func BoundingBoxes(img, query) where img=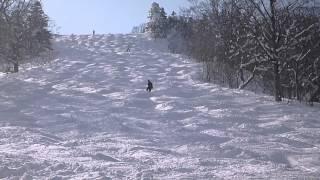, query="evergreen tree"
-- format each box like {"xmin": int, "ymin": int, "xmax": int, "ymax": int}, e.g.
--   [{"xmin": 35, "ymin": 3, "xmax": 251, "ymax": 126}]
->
[
  {"xmin": 167, "ymin": 11, "xmax": 178, "ymax": 30},
  {"xmin": 0, "ymin": 9, "xmax": 11, "ymax": 66},
  {"xmin": 27, "ymin": 0, "xmax": 52, "ymax": 56},
  {"xmin": 158, "ymin": 7, "xmax": 168, "ymax": 38}
]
